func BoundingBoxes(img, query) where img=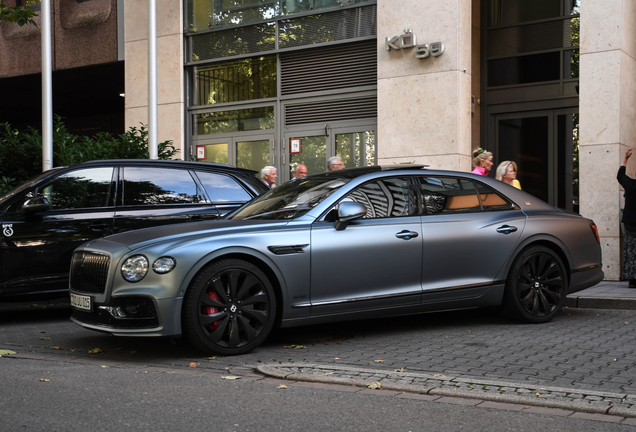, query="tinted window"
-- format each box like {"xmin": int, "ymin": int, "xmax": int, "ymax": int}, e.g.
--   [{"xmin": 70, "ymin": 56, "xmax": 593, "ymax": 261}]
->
[
  {"xmin": 39, "ymin": 167, "xmax": 114, "ymax": 210},
  {"xmin": 122, "ymin": 167, "xmax": 203, "ymax": 205},
  {"xmin": 196, "ymin": 171, "xmax": 252, "ymax": 202},
  {"xmin": 474, "ymin": 182, "xmax": 514, "ymax": 211},
  {"xmin": 345, "ymin": 178, "xmax": 415, "ymax": 219},
  {"xmin": 419, "ymin": 177, "xmax": 480, "ymax": 214}
]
